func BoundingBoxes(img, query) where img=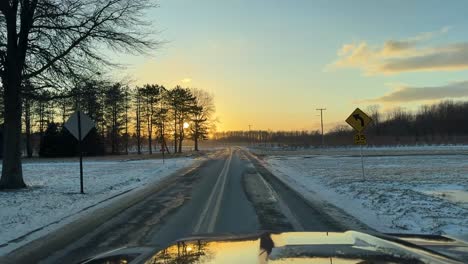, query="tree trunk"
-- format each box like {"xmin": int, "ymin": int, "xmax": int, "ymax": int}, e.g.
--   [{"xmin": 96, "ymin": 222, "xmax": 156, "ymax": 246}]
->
[
  {"xmin": 0, "ymin": 77, "xmax": 26, "ymax": 189},
  {"xmin": 124, "ymin": 92, "xmax": 128, "ymax": 155},
  {"xmin": 194, "ymin": 124, "xmax": 199, "ymax": 151},
  {"xmin": 25, "ymin": 97, "xmax": 33, "ymax": 158},
  {"xmin": 148, "ymin": 116, "xmax": 152, "ymax": 155},
  {"xmin": 178, "ymin": 120, "xmax": 183, "ymax": 153},
  {"xmin": 173, "ymin": 110, "xmax": 177, "ymax": 154},
  {"xmin": 178, "ymin": 138, "xmax": 182, "ymax": 153},
  {"xmin": 39, "ymin": 101, "xmax": 46, "ymax": 138},
  {"xmin": 111, "ymin": 110, "xmax": 115, "ymax": 154},
  {"xmin": 148, "ymin": 132, "xmax": 152, "ymax": 154},
  {"xmin": 61, "ymin": 99, "xmax": 67, "ymax": 125},
  {"xmin": 136, "ymin": 97, "xmax": 141, "ymax": 154},
  {"xmin": 1, "ymin": 10, "xmax": 28, "ymax": 188},
  {"xmin": 162, "ymin": 123, "xmax": 170, "ymax": 154}
]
